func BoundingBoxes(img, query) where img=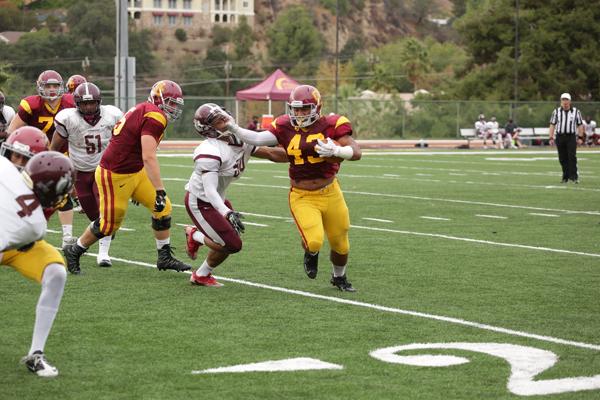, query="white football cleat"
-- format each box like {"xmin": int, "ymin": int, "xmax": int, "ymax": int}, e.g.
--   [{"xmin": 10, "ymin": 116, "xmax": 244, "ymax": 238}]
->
[
  {"xmin": 21, "ymin": 351, "xmax": 58, "ymax": 378},
  {"xmin": 61, "ymin": 235, "xmax": 76, "ymax": 249},
  {"xmin": 97, "ymin": 256, "xmax": 112, "ymax": 267}
]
